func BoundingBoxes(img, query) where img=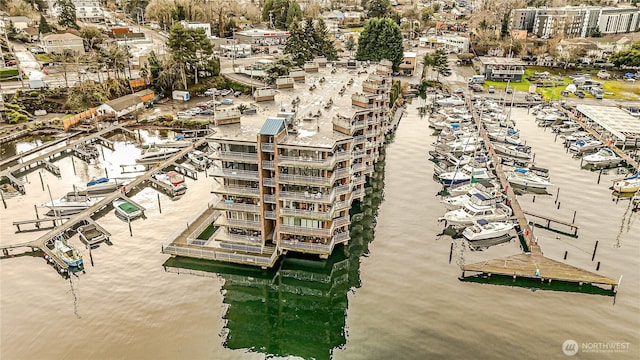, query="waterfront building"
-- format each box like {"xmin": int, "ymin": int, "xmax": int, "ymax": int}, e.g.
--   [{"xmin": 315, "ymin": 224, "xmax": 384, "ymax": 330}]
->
[
  {"xmin": 509, "ymin": 6, "xmax": 640, "ymax": 38},
  {"xmin": 418, "ymin": 34, "xmax": 470, "ymax": 54},
  {"xmin": 165, "ymin": 61, "xmax": 396, "ymax": 266},
  {"xmin": 41, "ymin": 33, "xmax": 85, "ymax": 54},
  {"xmin": 478, "ymin": 57, "xmax": 526, "ymax": 82}
]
